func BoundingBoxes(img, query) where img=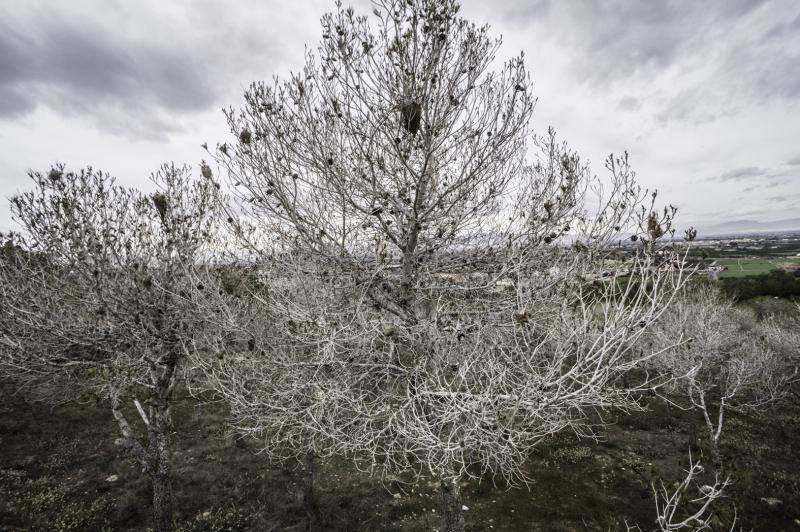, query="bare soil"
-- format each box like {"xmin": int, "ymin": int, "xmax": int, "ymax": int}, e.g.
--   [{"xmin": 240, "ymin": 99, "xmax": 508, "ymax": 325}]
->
[{"xmin": 1, "ymin": 382, "xmax": 798, "ymax": 531}]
